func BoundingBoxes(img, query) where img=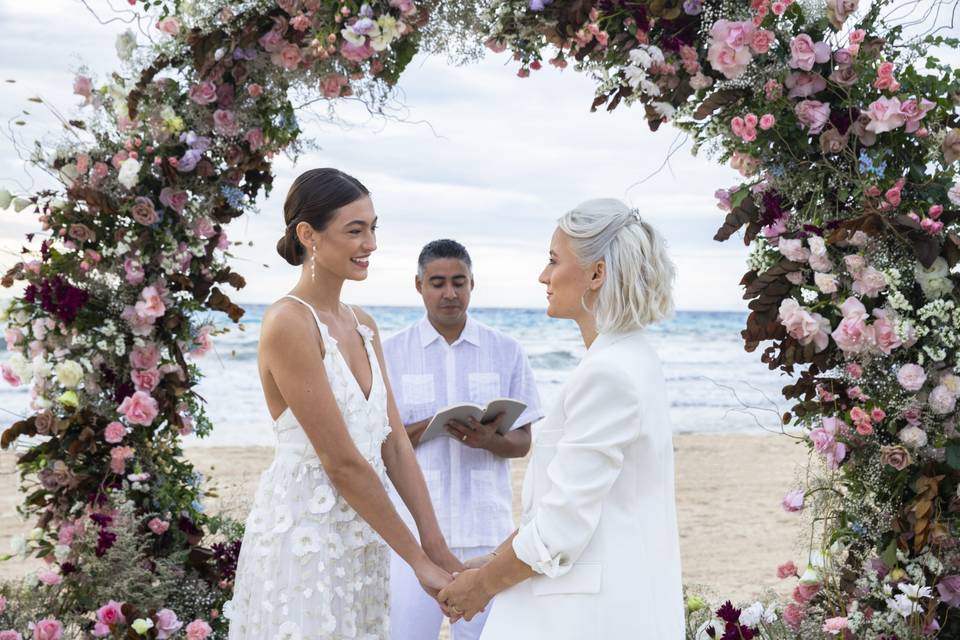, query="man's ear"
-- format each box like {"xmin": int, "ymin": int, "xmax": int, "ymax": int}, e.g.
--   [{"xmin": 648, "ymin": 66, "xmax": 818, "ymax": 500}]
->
[
  {"xmin": 590, "ymin": 260, "xmax": 606, "ymax": 291},
  {"xmin": 470, "ymin": 276, "xmax": 475, "ymax": 291},
  {"xmin": 415, "ymin": 275, "xmax": 423, "ymax": 294}
]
